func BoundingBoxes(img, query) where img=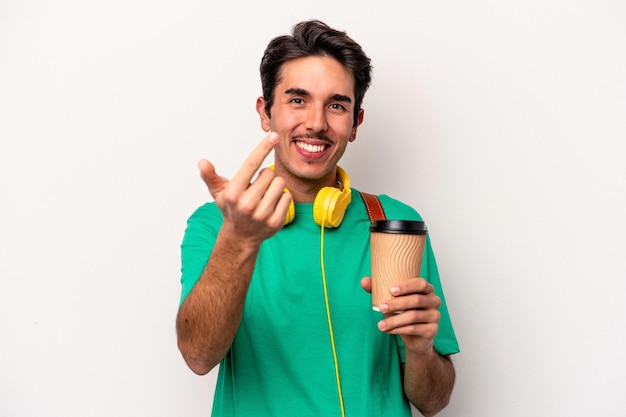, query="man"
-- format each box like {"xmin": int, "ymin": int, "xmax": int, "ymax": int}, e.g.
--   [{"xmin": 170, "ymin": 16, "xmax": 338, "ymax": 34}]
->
[{"xmin": 176, "ymin": 20, "xmax": 459, "ymax": 417}]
